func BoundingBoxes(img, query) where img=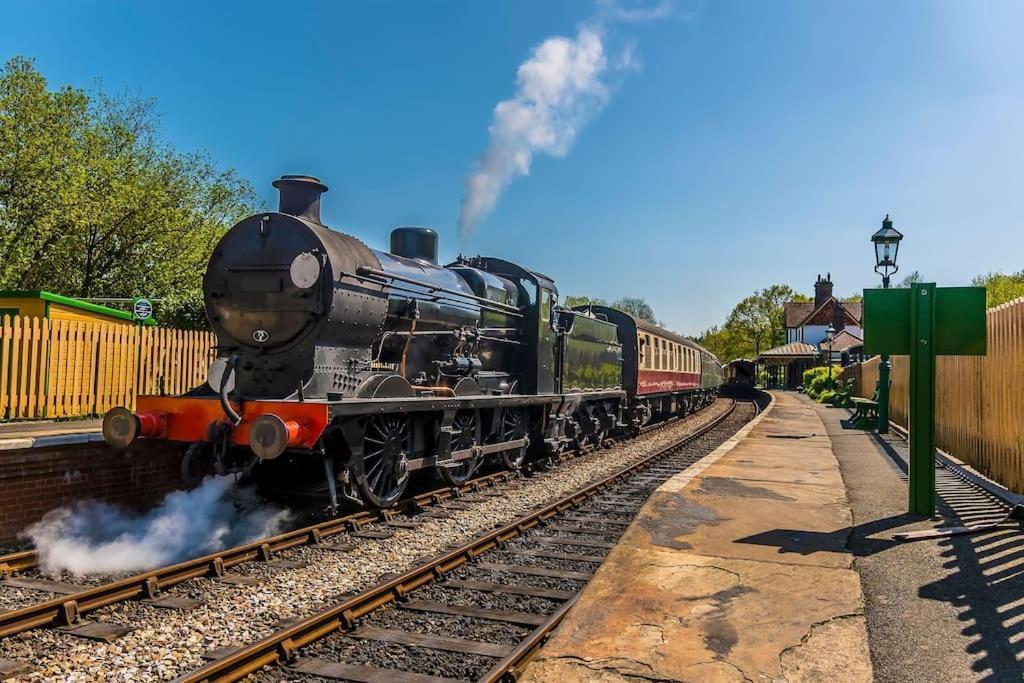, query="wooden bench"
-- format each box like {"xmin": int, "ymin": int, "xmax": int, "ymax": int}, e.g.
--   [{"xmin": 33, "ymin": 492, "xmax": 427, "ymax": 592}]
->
[
  {"xmin": 850, "ymin": 396, "xmax": 878, "ymax": 425},
  {"xmin": 849, "ymin": 378, "xmax": 892, "ymax": 427}
]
